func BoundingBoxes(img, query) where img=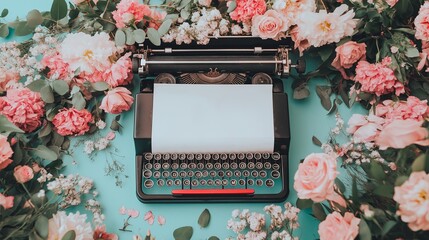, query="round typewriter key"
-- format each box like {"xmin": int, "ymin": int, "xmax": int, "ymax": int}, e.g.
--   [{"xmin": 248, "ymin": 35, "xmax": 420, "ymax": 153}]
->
[
  {"xmin": 171, "ymin": 171, "xmax": 178, "ymax": 178},
  {"xmin": 265, "ymin": 179, "xmax": 274, "ymax": 187},
  {"xmin": 271, "ymin": 170, "xmax": 280, "ymax": 179},
  {"xmin": 256, "ymin": 179, "xmax": 263, "ymax": 186},
  {"xmin": 144, "ymin": 153, "xmax": 153, "ymax": 161},
  {"xmin": 179, "ymin": 171, "xmax": 187, "ymax": 178},
  {"xmin": 237, "ymin": 153, "xmax": 245, "ymax": 160},
  {"xmin": 222, "ymin": 162, "xmax": 230, "ymax": 169},
  {"xmin": 187, "ymin": 171, "xmax": 194, "ymax": 177},
  {"xmin": 183, "ymin": 179, "xmax": 190, "ymax": 186},
  {"xmin": 191, "ymin": 180, "xmax": 199, "ymax": 187},
  {"xmin": 222, "ymin": 179, "xmax": 228, "ymax": 186},
  {"xmin": 166, "ymin": 179, "xmax": 173, "ymax": 186},
  {"xmin": 272, "ymin": 164, "xmax": 280, "ymax": 171},
  {"xmin": 153, "ymin": 171, "xmax": 161, "ymax": 178},
  {"xmin": 154, "ymin": 163, "xmax": 161, "ymax": 170},
  {"xmin": 189, "ymin": 163, "xmax": 196, "ymax": 169},
  {"xmin": 251, "ymin": 170, "xmax": 259, "ymax": 178},
  {"xmin": 259, "ymin": 170, "xmax": 267, "ymax": 178},
  {"xmin": 162, "ymin": 153, "xmax": 170, "ymax": 160},
  {"xmin": 174, "ymin": 179, "xmax": 181, "ymax": 186},
  {"xmin": 256, "ymin": 162, "xmax": 263, "ymax": 170},
  {"xmin": 195, "ymin": 153, "xmax": 203, "ymax": 161},
  {"xmin": 214, "ymin": 162, "xmax": 221, "ymax": 170},
  {"xmin": 218, "ymin": 171, "xmax": 224, "ymax": 177},
  {"xmin": 154, "ymin": 154, "xmax": 162, "ymax": 161},
  {"xmin": 202, "ymin": 170, "xmax": 209, "ymax": 177},
  {"xmin": 264, "ymin": 162, "xmax": 272, "ymax": 170},
  {"xmin": 207, "ymin": 179, "xmax": 214, "ymax": 186},
  {"xmin": 143, "ymin": 170, "xmax": 152, "ymax": 178},
  {"xmin": 220, "ymin": 153, "xmax": 228, "ymax": 160},
  {"xmin": 209, "ymin": 171, "xmax": 216, "ymax": 177},
  {"xmin": 234, "ymin": 171, "xmax": 241, "ymax": 177},
  {"xmin": 212, "ymin": 154, "xmax": 219, "ymax": 161},
  {"xmin": 180, "ymin": 163, "xmax": 188, "ymax": 169},
  {"xmin": 231, "ymin": 162, "xmax": 238, "ymax": 169},
  {"xmin": 246, "ymin": 153, "xmax": 254, "ymax": 160},
  {"xmin": 206, "ymin": 163, "xmax": 213, "ymax": 170},
  {"xmin": 229, "ymin": 153, "xmax": 236, "ymax": 160},
  {"xmin": 262, "ymin": 153, "xmax": 270, "ymax": 160},
  {"xmin": 171, "ymin": 163, "xmax": 179, "ymax": 170},
  {"xmin": 272, "ymin": 152, "xmax": 281, "ymax": 161},
  {"xmin": 144, "ymin": 163, "xmax": 153, "ymax": 170},
  {"xmin": 162, "ymin": 171, "xmax": 170, "ymax": 178},
  {"xmin": 144, "ymin": 179, "xmax": 154, "ymax": 188},
  {"xmin": 225, "ymin": 170, "xmax": 233, "ymax": 177},
  {"xmin": 187, "ymin": 153, "xmax": 194, "ymax": 161},
  {"xmin": 247, "ymin": 162, "xmax": 255, "ymax": 169},
  {"xmin": 239, "ymin": 162, "xmax": 246, "ymax": 169},
  {"xmin": 247, "ymin": 179, "xmax": 254, "ymax": 186},
  {"xmin": 254, "ymin": 153, "xmax": 262, "ymax": 160},
  {"xmin": 171, "ymin": 153, "xmax": 178, "ymax": 160},
  {"xmin": 195, "ymin": 171, "xmax": 202, "ymax": 178},
  {"xmin": 204, "ymin": 153, "xmax": 211, "ymax": 161},
  {"xmin": 214, "ymin": 179, "xmax": 222, "ymax": 186},
  {"xmin": 238, "ymin": 179, "xmax": 245, "ymax": 186},
  {"xmin": 243, "ymin": 170, "xmax": 250, "ymax": 177},
  {"xmin": 157, "ymin": 179, "xmax": 165, "ymax": 187},
  {"xmin": 230, "ymin": 179, "xmax": 237, "ymax": 186},
  {"xmin": 179, "ymin": 154, "xmax": 186, "ymax": 161},
  {"xmin": 197, "ymin": 163, "xmax": 204, "ymax": 170},
  {"xmin": 200, "ymin": 179, "xmax": 206, "ymax": 186},
  {"xmin": 162, "ymin": 163, "xmax": 170, "ymax": 170}
]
